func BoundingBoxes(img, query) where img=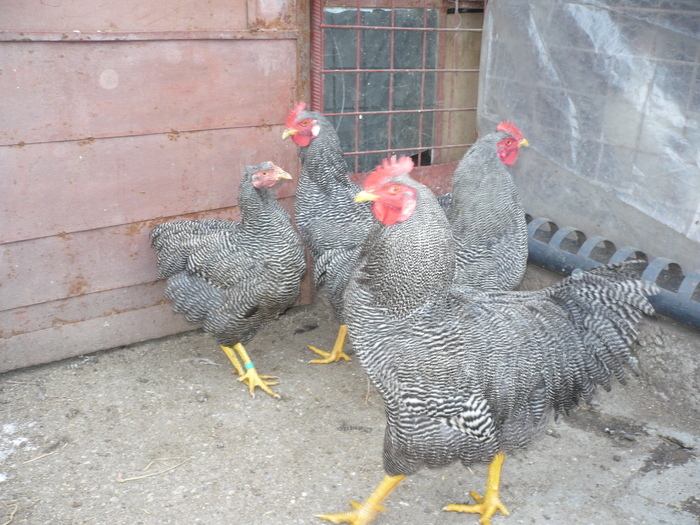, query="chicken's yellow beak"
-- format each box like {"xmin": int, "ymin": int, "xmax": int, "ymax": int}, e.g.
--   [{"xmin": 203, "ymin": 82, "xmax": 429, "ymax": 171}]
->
[
  {"xmin": 282, "ymin": 128, "xmax": 297, "ymax": 140},
  {"xmin": 354, "ymin": 190, "xmax": 379, "ymax": 203},
  {"xmin": 272, "ymin": 164, "xmax": 293, "ymax": 180},
  {"xmin": 518, "ymin": 138, "xmax": 529, "ymax": 148}
]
